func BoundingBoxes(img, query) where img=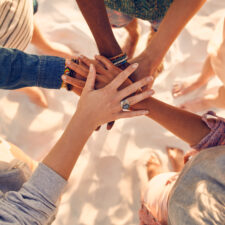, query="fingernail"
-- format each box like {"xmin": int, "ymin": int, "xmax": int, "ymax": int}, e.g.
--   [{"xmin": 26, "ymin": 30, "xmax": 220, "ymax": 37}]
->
[
  {"xmin": 132, "ymin": 63, "xmax": 138, "ymax": 68},
  {"xmin": 61, "ymin": 75, "xmax": 67, "ymax": 80}
]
